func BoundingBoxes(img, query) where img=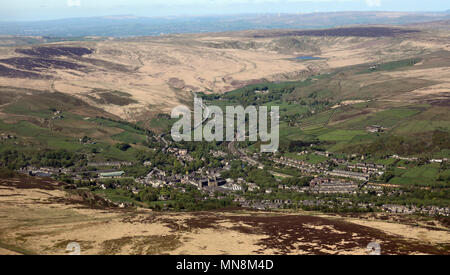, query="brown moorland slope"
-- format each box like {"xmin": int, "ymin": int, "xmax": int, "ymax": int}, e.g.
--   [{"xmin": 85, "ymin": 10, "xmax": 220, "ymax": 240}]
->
[
  {"xmin": 0, "ymin": 176, "xmax": 449, "ymax": 255},
  {"xmin": 0, "ymin": 25, "xmax": 448, "ymax": 122}
]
